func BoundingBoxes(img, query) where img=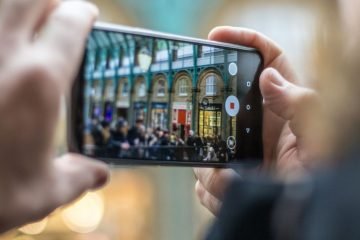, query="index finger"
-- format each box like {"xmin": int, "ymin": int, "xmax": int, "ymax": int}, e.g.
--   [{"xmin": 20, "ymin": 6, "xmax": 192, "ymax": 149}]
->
[
  {"xmin": 0, "ymin": 0, "xmax": 57, "ymax": 40},
  {"xmin": 208, "ymin": 26, "xmax": 283, "ymax": 66},
  {"xmin": 34, "ymin": 1, "xmax": 98, "ymax": 92}
]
